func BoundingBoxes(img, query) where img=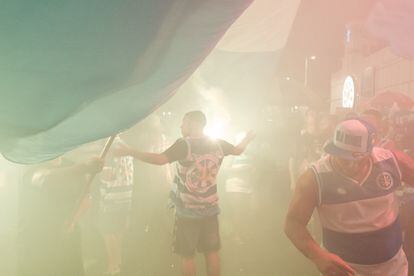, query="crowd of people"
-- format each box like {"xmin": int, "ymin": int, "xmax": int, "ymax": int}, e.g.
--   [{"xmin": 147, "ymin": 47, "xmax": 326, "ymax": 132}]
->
[{"xmin": 13, "ymin": 106, "xmax": 414, "ymax": 276}]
